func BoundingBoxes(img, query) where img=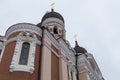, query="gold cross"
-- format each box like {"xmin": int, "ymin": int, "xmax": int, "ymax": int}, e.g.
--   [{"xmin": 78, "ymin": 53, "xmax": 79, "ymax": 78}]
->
[
  {"xmin": 50, "ymin": 3, "xmax": 55, "ymax": 10},
  {"xmin": 74, "ymin": 34, "xmax": 78, "ymax": 41}
]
